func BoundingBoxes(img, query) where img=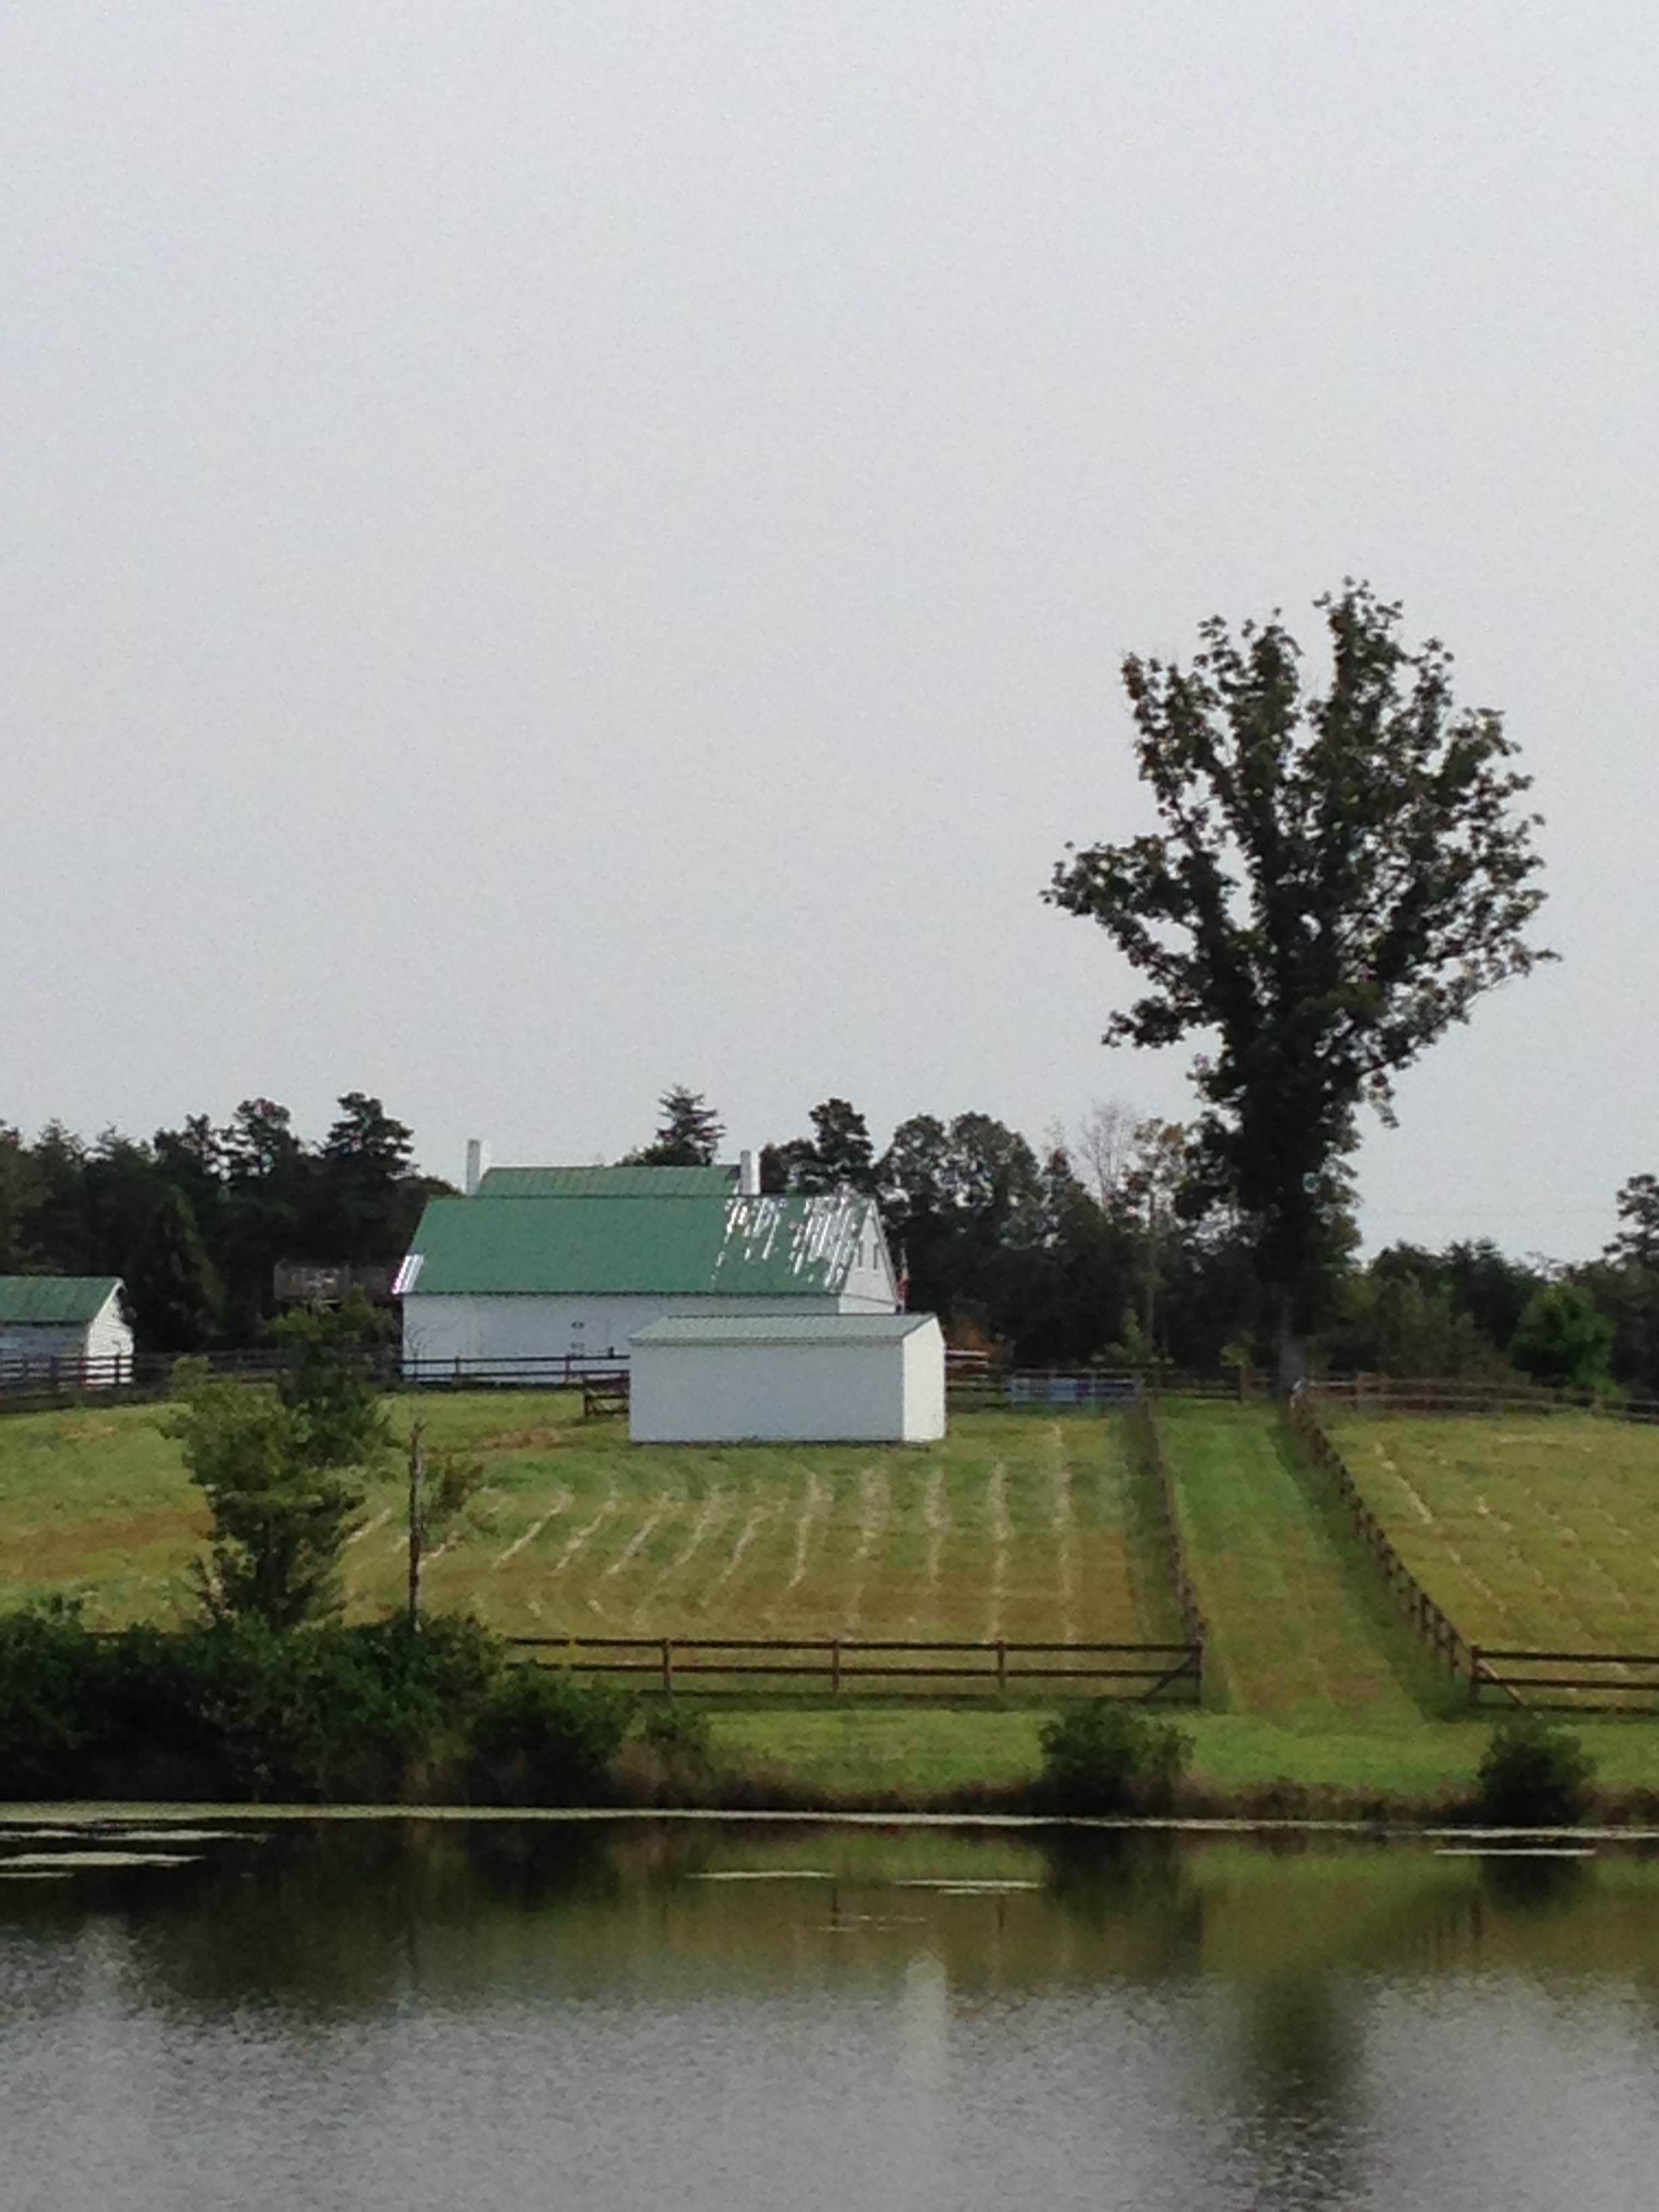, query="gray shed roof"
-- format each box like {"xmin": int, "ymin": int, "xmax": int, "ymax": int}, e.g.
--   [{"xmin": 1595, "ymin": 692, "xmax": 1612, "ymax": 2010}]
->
[{"xmin": 631, "ymin": 1313, "xmax": 935, "ymax": 1347}]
